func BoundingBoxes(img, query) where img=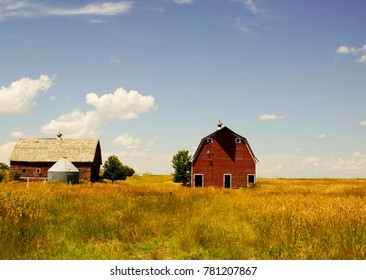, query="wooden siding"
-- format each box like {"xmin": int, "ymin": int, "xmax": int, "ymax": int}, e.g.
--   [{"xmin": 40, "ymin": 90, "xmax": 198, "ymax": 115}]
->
[
  {"xmin": 9, "ymin": 138, "xmax": 102, "ymax": 182},
  {"xmin": 9, "ymin": 161, "xmax": 97, "ymax": 181},
  {"xmin": 191, "ymin": 127, "xmax": 256, "ymax": 188}
]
